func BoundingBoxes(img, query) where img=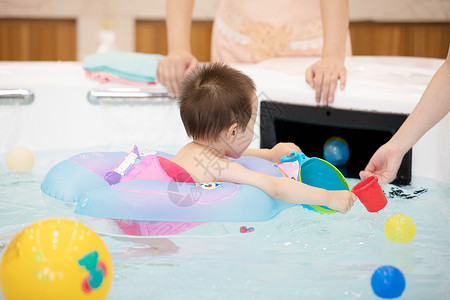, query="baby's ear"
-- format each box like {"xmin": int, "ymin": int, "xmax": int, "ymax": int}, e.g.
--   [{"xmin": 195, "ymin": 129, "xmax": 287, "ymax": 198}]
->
[{"xmin": 223, "ymin": 122, "xmax": 238, "ymax": 141}]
